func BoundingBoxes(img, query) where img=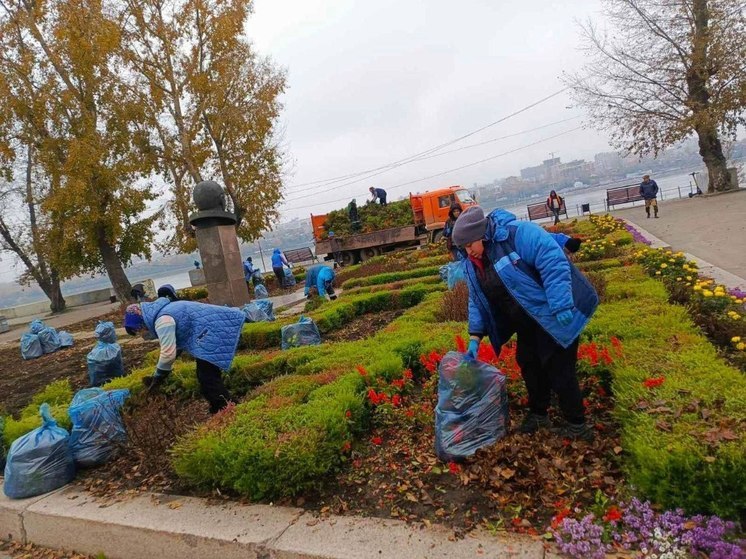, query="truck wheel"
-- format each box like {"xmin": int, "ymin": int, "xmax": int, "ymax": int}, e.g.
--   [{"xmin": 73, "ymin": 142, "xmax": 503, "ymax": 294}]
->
[
  {"xmin": 341, "ymin": 251, "xmax": 356, "ymax": 266},
  {"xmin": 359, "ymin": 247, "xmax": 380, "ymax": 261}
]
